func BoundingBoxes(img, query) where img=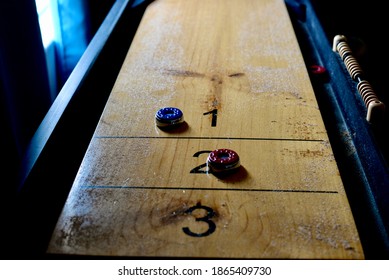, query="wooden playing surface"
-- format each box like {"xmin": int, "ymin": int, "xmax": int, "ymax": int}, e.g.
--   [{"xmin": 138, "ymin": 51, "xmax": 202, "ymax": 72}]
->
[{"xmin": 47, "ymin": 0, "xmax": 364, "ymax": 259}]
